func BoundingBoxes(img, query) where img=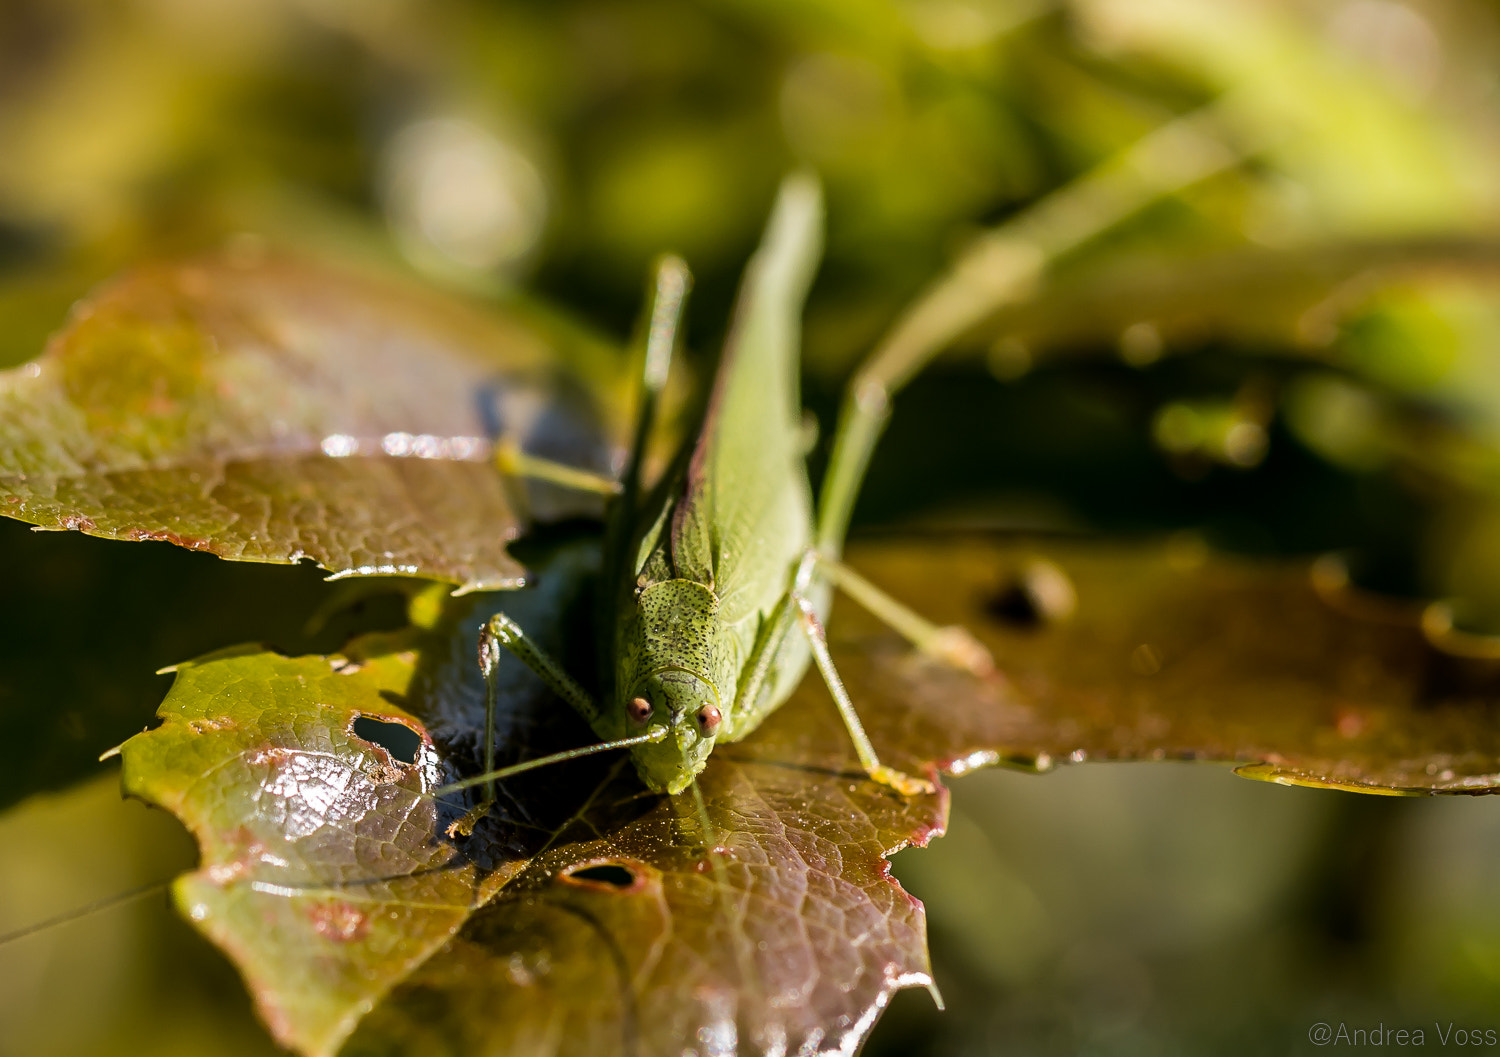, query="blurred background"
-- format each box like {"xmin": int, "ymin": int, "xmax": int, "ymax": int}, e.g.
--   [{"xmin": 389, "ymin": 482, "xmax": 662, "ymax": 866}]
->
[{"xmin": 4, "ymin": 0, "xmax": 1500, "ymax": 1053}]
